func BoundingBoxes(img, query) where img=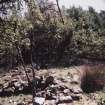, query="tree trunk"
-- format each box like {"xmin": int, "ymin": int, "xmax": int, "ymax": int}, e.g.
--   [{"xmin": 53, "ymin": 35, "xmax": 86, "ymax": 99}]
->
[
  {"xmin": 56, "ymin": 0, "xmax": 64, "ymax": 24},
  {"xmin": 16, "ymin": 44, "xmax": 30, "ymax": 83}
]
